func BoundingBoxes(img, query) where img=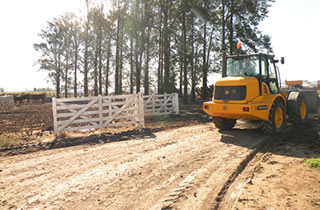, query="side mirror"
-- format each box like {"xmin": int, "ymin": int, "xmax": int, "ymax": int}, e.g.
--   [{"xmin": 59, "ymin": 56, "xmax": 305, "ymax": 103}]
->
[{"xmin": 281, "ymin": 57, "xmax": 285, "ymax": 64}]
